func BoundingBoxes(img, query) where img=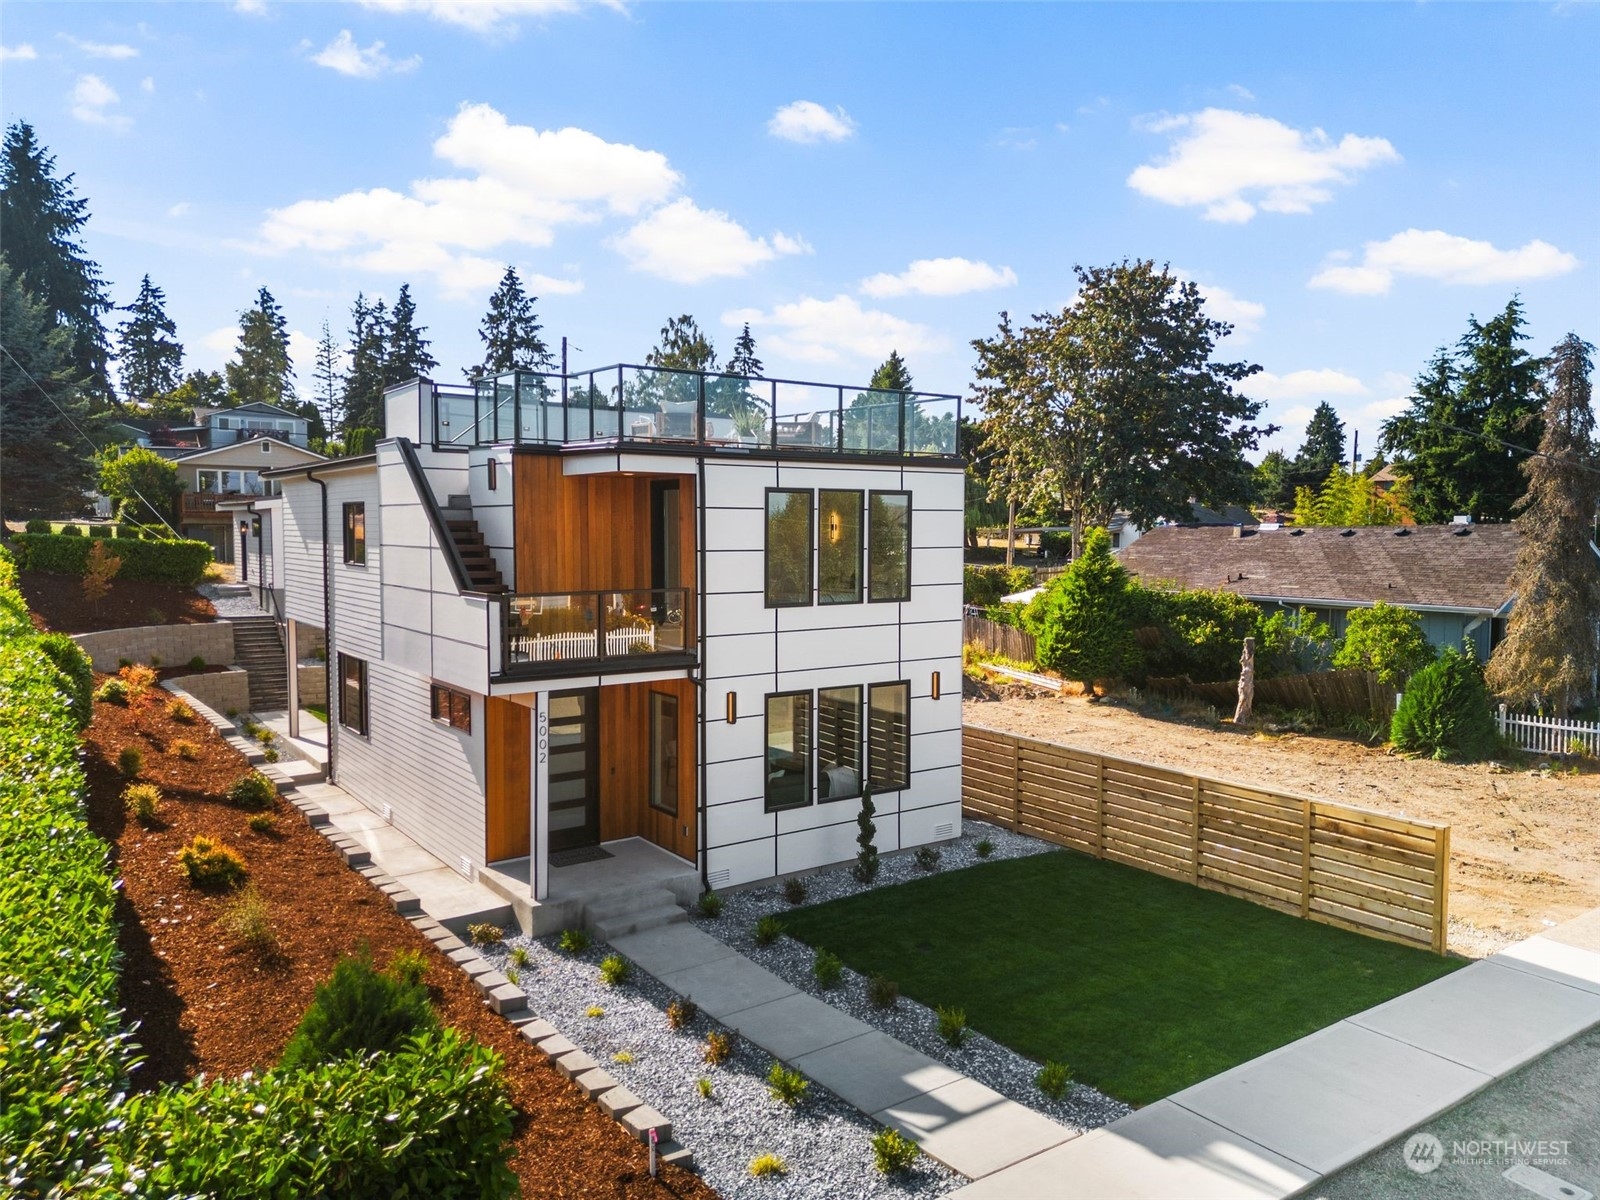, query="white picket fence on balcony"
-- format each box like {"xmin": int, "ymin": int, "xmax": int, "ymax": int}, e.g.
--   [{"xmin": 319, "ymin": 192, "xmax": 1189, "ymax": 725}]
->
[
  {"xmin": 511, "ymin": 625, "xmax": 656, "ymax": 663},
  {"xmin": 1497, "ymin": 704, "xmax": 1600, "ymax": 756}
]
